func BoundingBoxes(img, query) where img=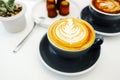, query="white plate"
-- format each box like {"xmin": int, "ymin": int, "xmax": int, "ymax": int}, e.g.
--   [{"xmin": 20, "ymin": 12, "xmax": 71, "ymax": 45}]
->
[{"xmin": 32, "ymin": 0, "xmax": 80, "ymax": 27}]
